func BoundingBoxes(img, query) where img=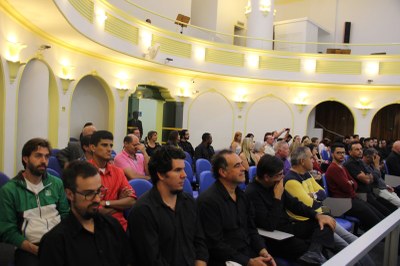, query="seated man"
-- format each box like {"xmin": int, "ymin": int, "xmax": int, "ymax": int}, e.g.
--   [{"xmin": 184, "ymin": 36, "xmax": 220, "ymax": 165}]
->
[
  {"xmin": 284, "ymin": 146, "xmax": 374, "ymax": 264},
  {"xmin": 326, "ymin": 143, "xmax": 384, "ymax": 230},
  {"xmin": 197, "ymin": 150, "xmax": 276, "ymax": 266},
  {"xmin": 39, "ymin": 161, "xmax": 132, "ymax": 265},
  {"xmin": 344, "ymin": 142, "xmax": 393, "ymax": 216},
  {"xmin": 363, "ymin": 148, "xmax": 400, "ymax": 208},
  {"xmin": 128, "ymin": 146, "xmax": 208, "ymax": 265},
  {"xmin": 114, "ymin": 134, "xmax": 150, "ymax": 180},
  {"xmin": 0, "ymin": 138, "xmax": 70, "ymax": 266},
  {"xmin": 194, "ymin": 132, "xmax": 215, "ymax": 162},
  {"xmin": 88, "ymin": 130, "xmax": 136, "ymax": 230},
  {"xmin": 246, "ymin": 154, "xmax": 335, "ymax": 264},
  {"xmin": 274, "ymin": 141, "xmax": 291, "ymax": 175},
  {"xmin": 57, "ymin": 123, "xmax": 96, "ymax": 168}
]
